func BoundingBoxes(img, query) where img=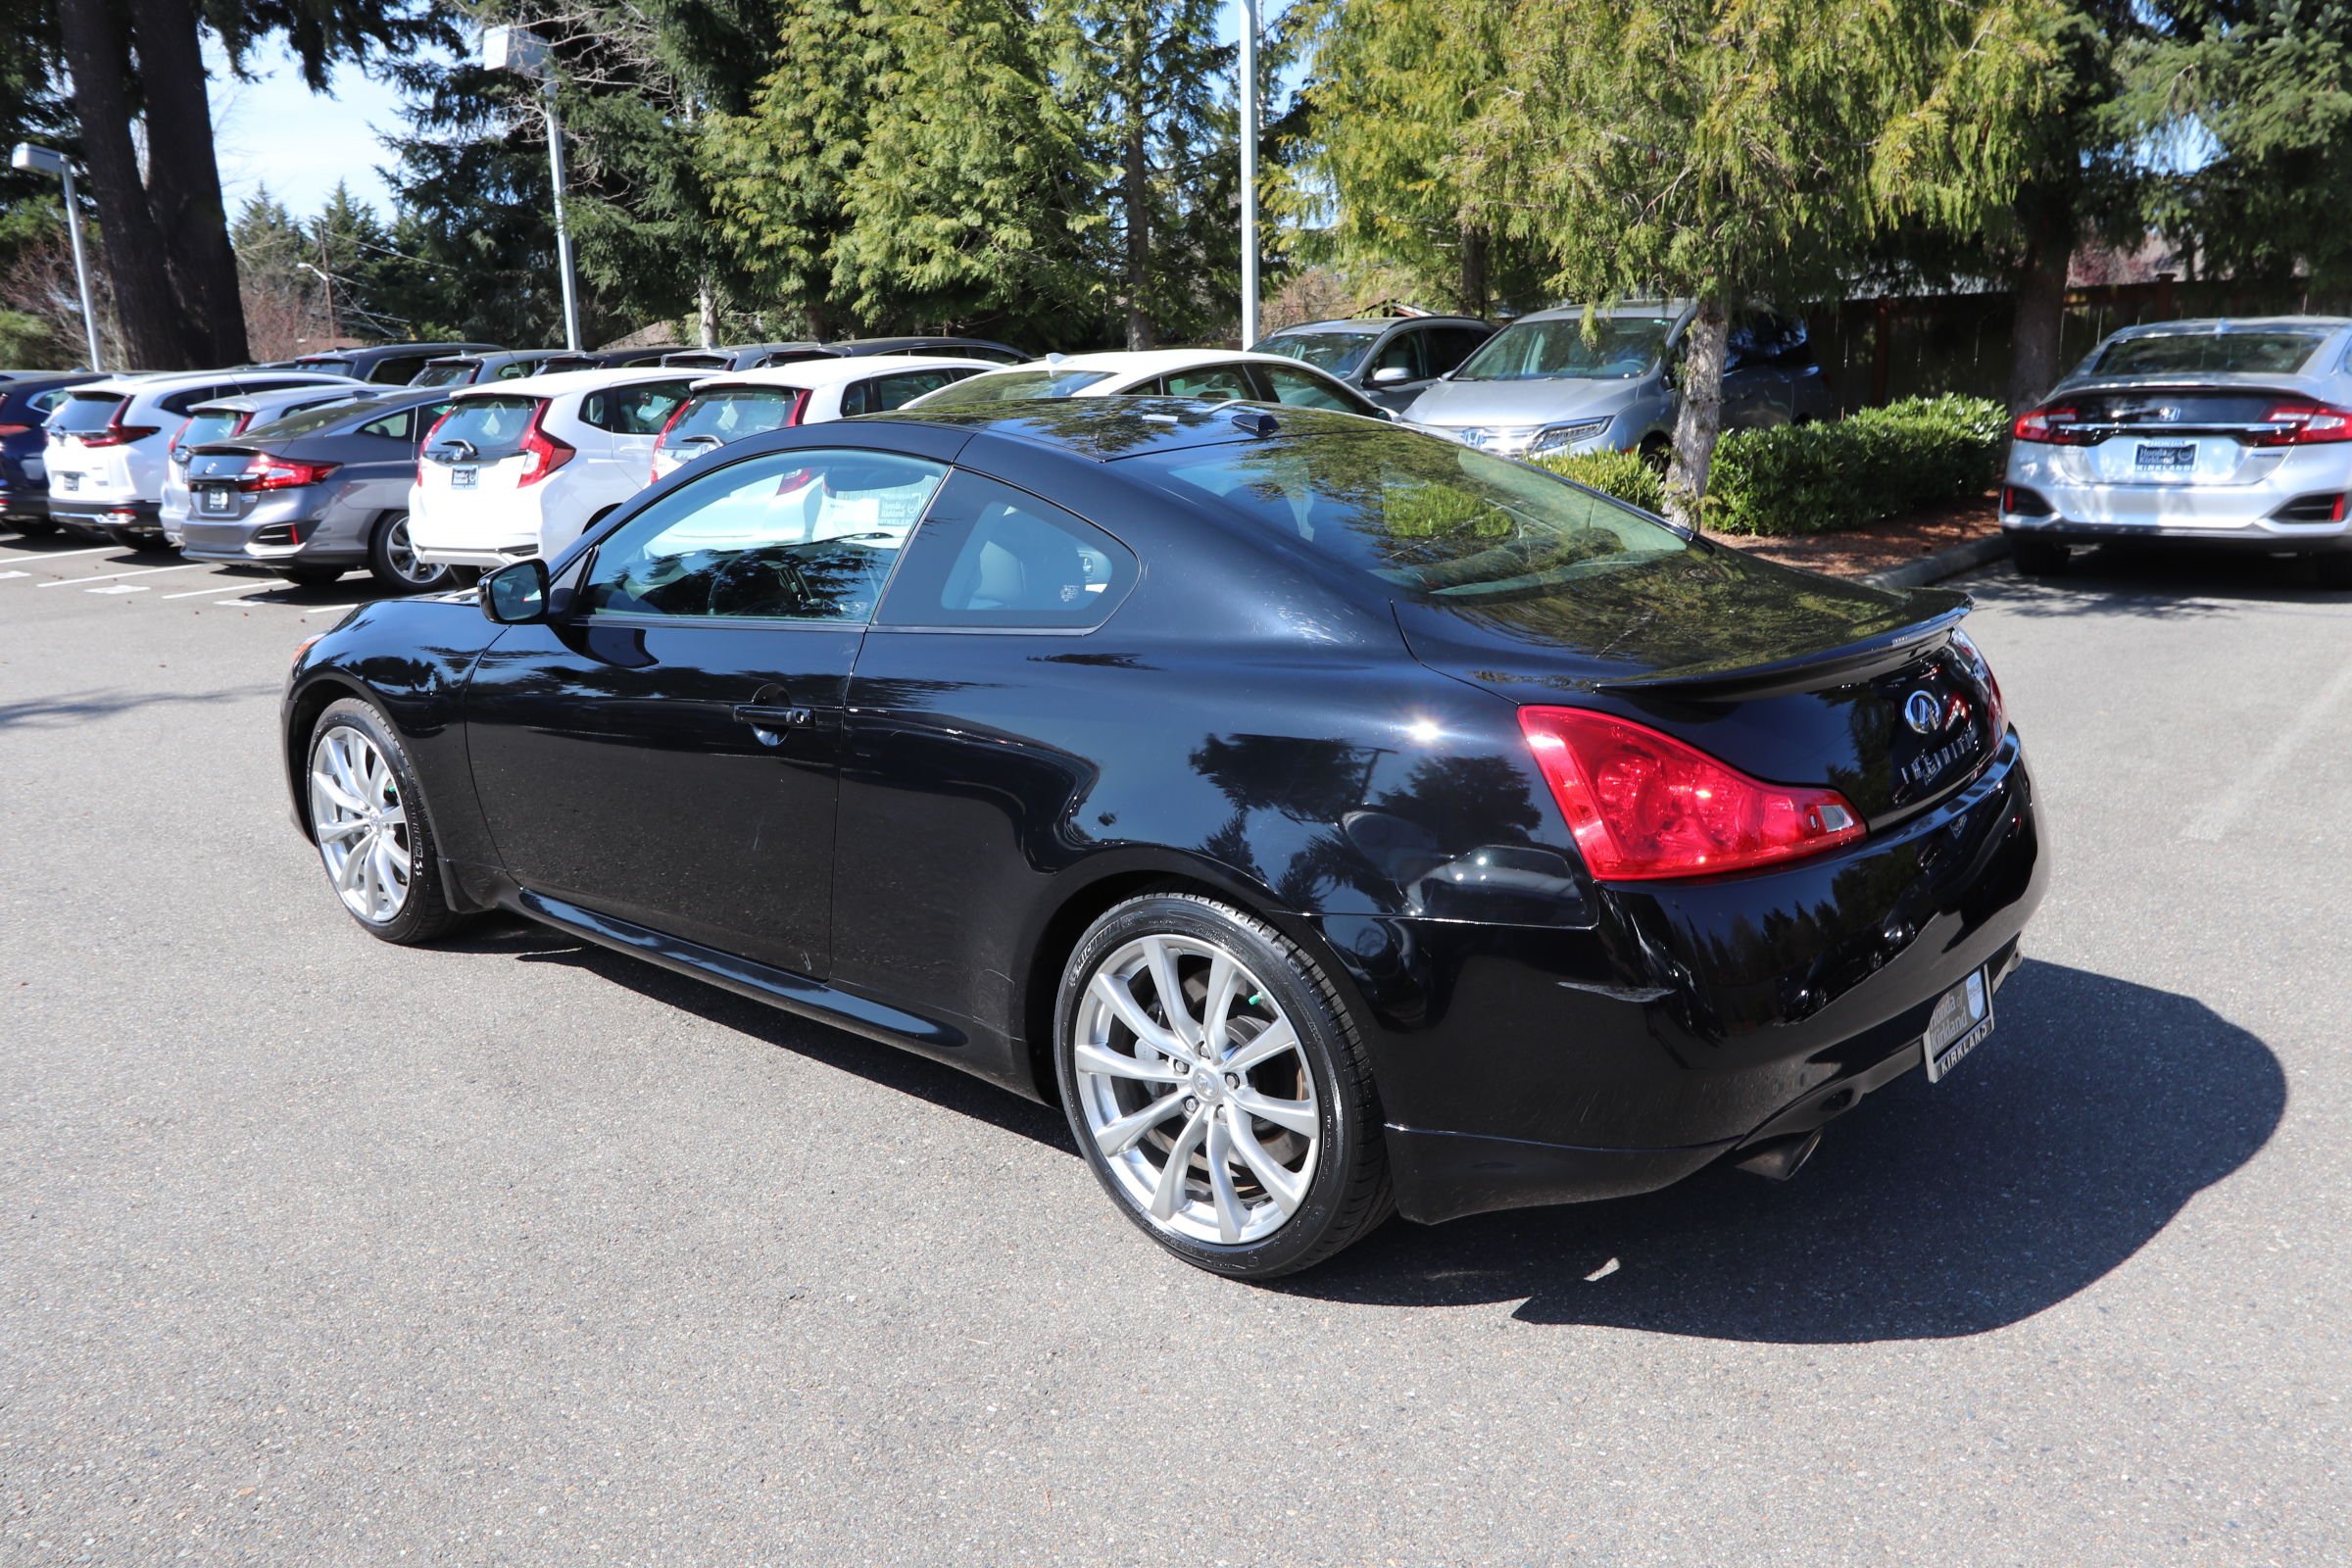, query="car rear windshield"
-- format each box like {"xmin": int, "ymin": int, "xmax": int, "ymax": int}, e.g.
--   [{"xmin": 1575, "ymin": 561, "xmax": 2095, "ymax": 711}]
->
[
  {"xmin": 410, "ymin": 360, "xmax": 479, "ymax": 387},
  {"xmin": 1258, "ymin": 331, "xmax": 1377, "ymax": 376},
  {"xmin": 298, "ymin": 358, "xmax": 357, "ymax": 377},
  {"xmin": 430, "ymin": 396, "xmax": 540, "ymax": 458},
  {"xmin": 51, "ymin": 391, "xmax": 127, "ymax": 433},
  {"xmin": 2091, "ymin": 329, "xmax": 2328, "ymax": 377},
  {"xmin": 914, "ymin": 368, "xmax": 1114, "ymax": 408},
  {"xmin": 1133, "ymin": 429, "xmax": 1694, "ymax": 599},
  {"xmin": 176, "ymin": 410, "xmax": 247, "ymax": 451},
  {"xmin": 661, "ymin": 386, "xmax": 800, "ymax": 448},
  {"xmin": 253, "ymin": 399, "xmax": 385, "ymax": 442},
  {"xmin": 1453, "ymin": 317, "xmax": 1674, "ymax": 381}
]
